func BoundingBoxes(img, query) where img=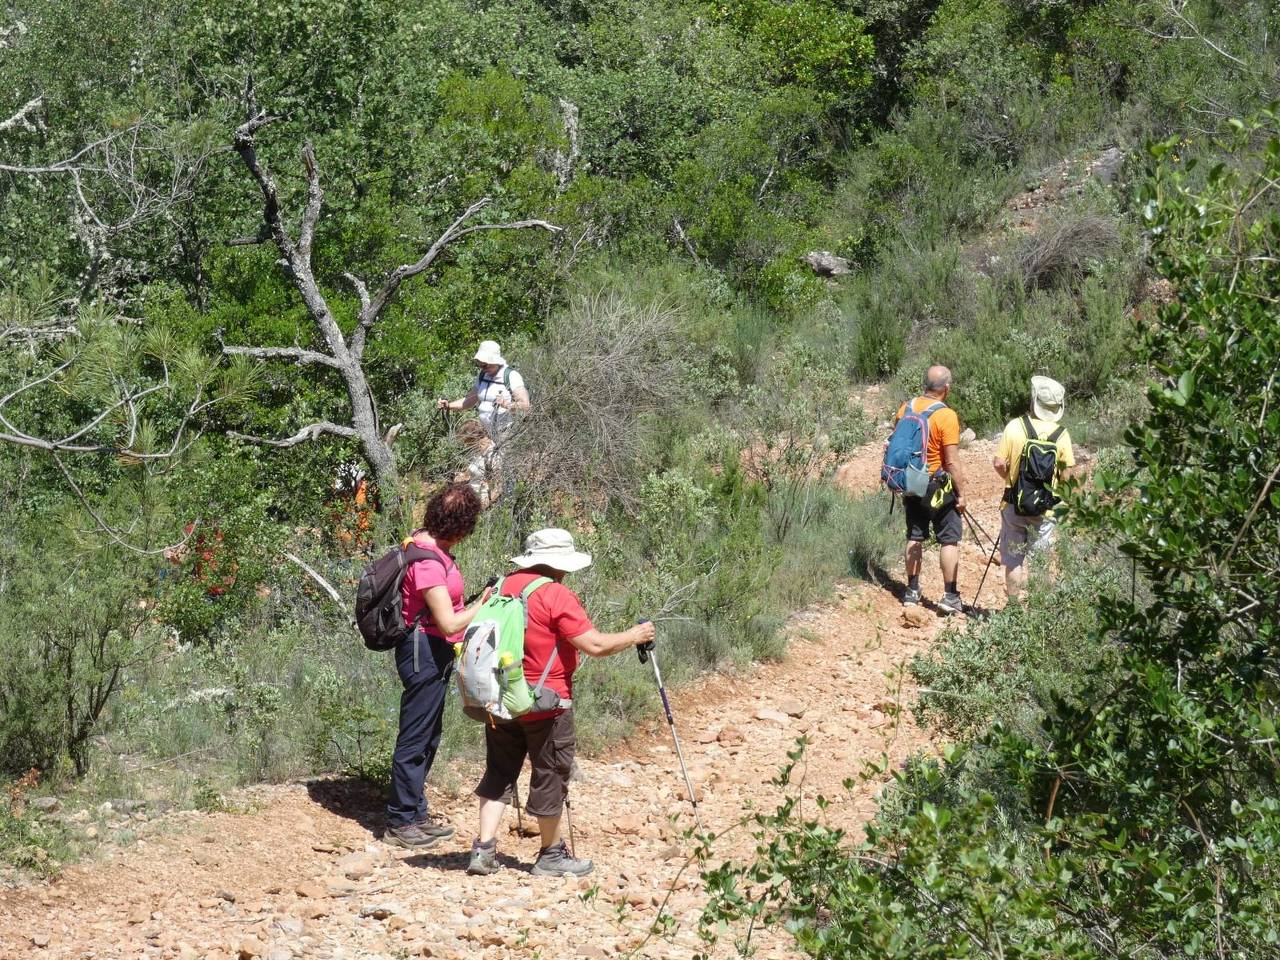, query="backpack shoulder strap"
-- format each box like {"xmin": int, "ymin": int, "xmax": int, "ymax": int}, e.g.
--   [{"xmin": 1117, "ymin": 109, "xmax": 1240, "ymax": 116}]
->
[
  {"xmin": 1047, "ymin": 424, "xmax": 1066, "ymax": 443},
  {"xmin": 519, "ymin": 575, "xmax": 553, "ymax": 602},
  {"xmin": 1021, "ymin": 414, "xmax": 1038, "ymax": 442},
  {"xmin": 502, "ymin": 366, "xmax": 513, "ymax": 390}
]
